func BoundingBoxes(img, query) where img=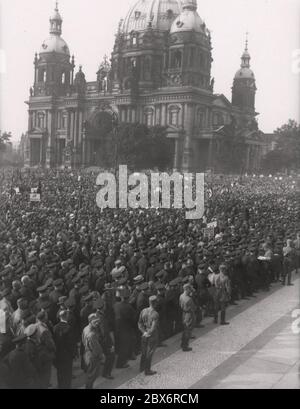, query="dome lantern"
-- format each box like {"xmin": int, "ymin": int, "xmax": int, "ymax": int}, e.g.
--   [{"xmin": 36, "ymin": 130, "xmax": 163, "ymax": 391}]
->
[
  {"xmin": 182, "ymin": 0, "xmax": 197, "ymax": 11},
  {"xmin": 50, "ymin": 2, "xmax": 63, "ymax": 36}
]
